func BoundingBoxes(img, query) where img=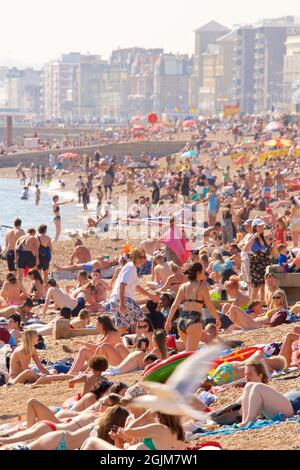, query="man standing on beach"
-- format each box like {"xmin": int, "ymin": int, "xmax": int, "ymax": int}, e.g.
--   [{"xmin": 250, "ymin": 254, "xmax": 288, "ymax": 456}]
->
[
  {"xmin": 5, "ymin": 219, "xmax": 25, "ymax": 272},
  {"xmin": 109, "ymin": 248, "xmax": 158, "ymax": 334}
]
